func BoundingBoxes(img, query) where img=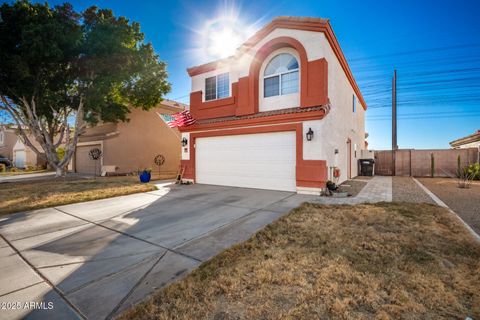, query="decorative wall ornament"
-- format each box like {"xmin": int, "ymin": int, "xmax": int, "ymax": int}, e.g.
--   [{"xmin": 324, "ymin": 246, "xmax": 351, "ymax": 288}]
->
[
  {"xmin": 88, "ymin": 148, "xmax": 102, "ymax": 178},
  {"xmin": 154, "ymin": 154, "xmax": 166, "ymax": 177}
]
